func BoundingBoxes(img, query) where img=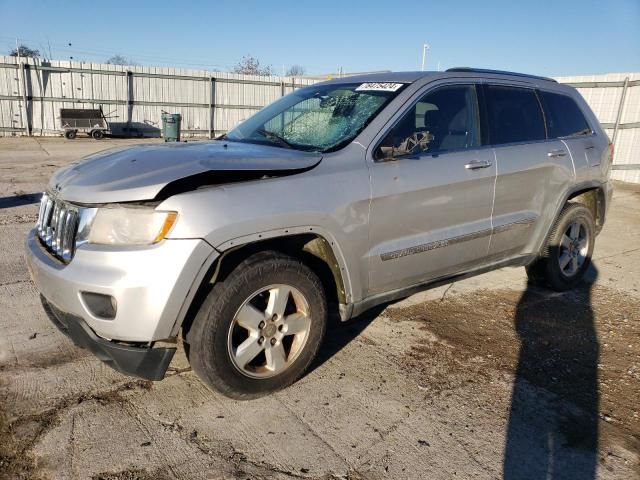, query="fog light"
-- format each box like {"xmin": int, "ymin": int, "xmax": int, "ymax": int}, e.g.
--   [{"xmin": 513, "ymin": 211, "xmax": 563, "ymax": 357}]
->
[{"xmin": 81, "ymin": 292, "xmax": 117, "ymax": 320}]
